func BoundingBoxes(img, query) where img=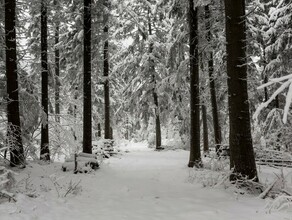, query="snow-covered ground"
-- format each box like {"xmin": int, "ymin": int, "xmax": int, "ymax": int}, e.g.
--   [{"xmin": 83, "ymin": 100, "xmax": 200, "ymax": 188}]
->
[{"xmin": 0, "ymin": 142, "xmax": 291, "ymax": 220}]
